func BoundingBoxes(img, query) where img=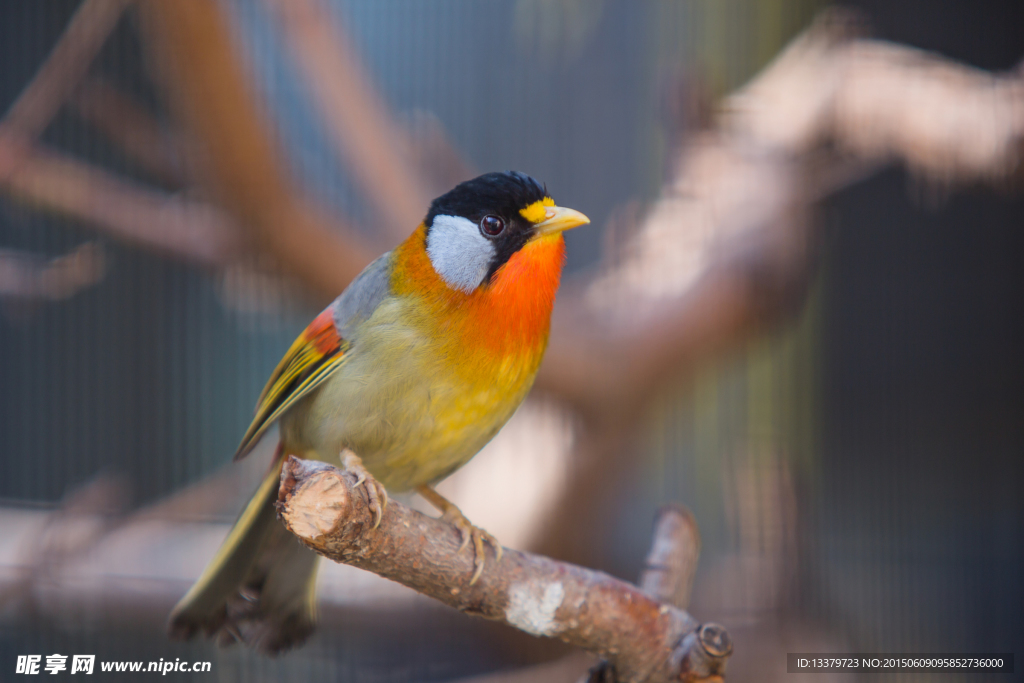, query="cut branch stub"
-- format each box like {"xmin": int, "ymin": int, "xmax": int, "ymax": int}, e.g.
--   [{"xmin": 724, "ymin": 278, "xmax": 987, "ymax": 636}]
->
[
  {"xmin": 638, "ymin": 505, "xmax": 701, "ymax": 611},
  {"xmin": 586, "ymin": 503, "xmax": 719, "ymax": 682},
  {"xmin": 276, "ymin": 457, "xmax": 731, "ymax": 683}
]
